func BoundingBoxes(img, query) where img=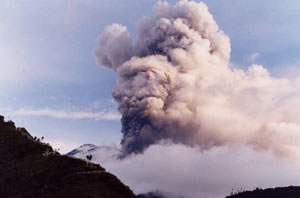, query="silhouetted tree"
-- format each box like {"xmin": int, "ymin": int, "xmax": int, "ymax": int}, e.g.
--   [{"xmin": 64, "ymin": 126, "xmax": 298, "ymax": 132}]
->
[{"xmin": 86, "ymin": 154, "xmax": 93, "ymax": 161}]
